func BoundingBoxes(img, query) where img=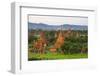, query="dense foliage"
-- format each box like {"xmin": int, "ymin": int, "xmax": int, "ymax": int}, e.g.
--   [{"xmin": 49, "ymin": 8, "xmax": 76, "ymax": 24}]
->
[{"xmin": 28, "ymin": 30, "xmax": 88, "ymax": 55}]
